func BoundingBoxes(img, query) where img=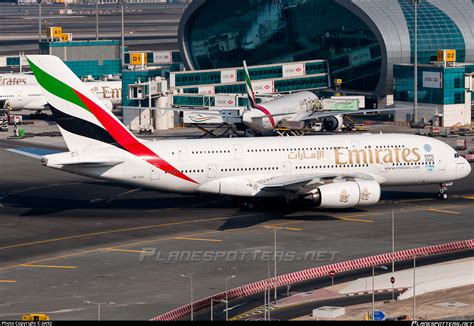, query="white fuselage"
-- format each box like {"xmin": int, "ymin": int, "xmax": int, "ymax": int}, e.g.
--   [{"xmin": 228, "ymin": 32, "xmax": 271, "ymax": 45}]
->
[
  {"xmin": 242, "ymin": 91, "xmax": 318, "ymax": 132},
  {"xmin": 43, "ymin": 133, "xmax": 471, "ymax": 199},
  {"xmin": 0, "ymin": 81, "xmax": 122, "ymax": 111}
]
